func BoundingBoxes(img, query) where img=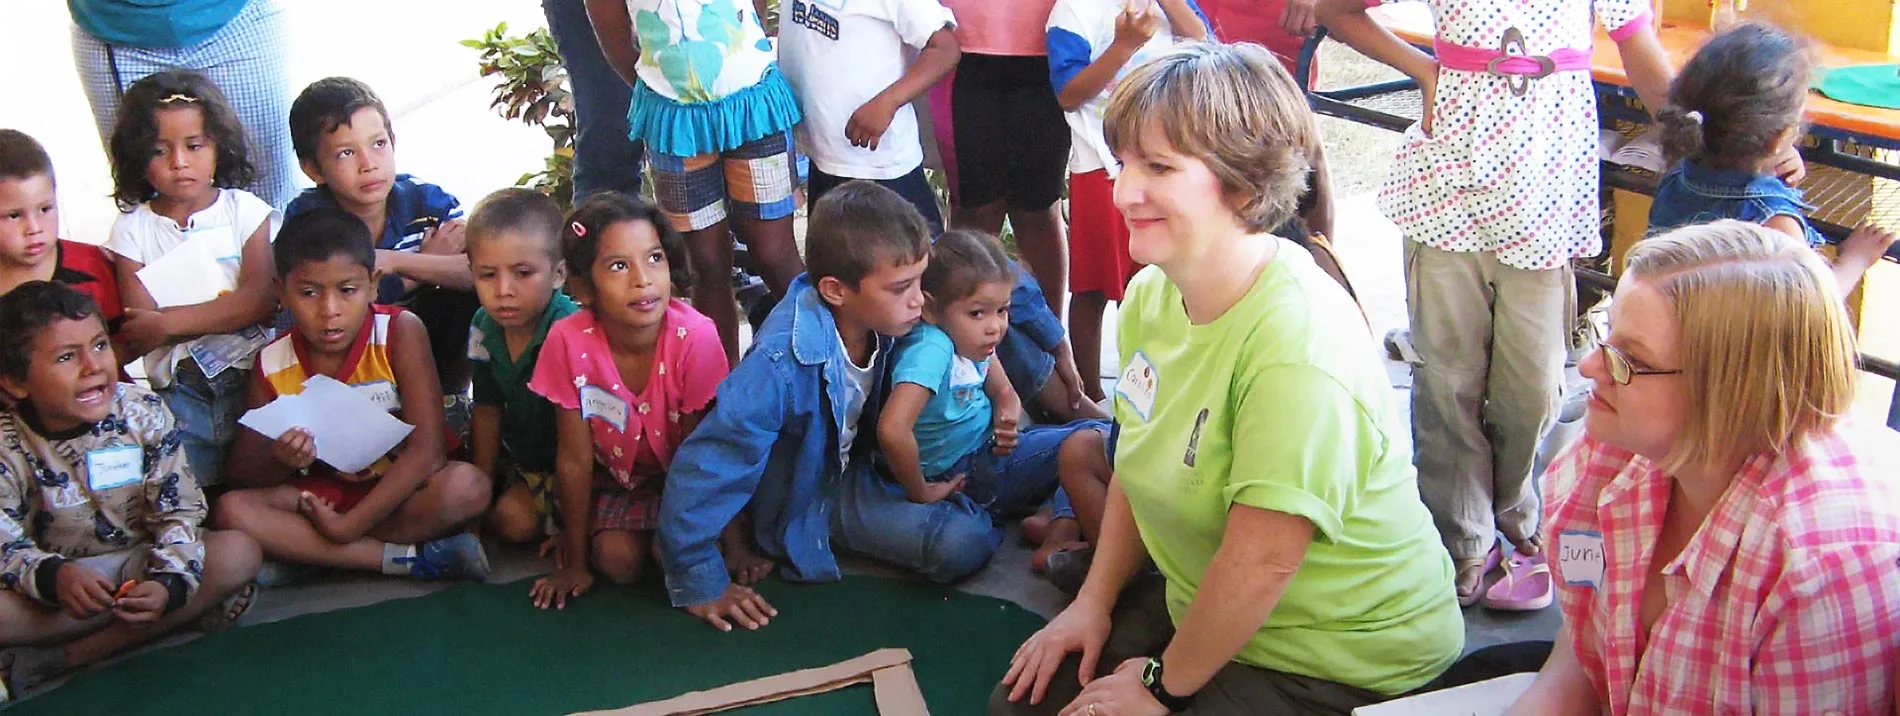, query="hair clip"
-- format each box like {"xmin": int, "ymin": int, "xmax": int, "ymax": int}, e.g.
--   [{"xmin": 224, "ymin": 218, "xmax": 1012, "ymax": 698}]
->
[
  {"xmin": 159, "ymin": 93, "xmax": 200, "ymax": 104},
  {"xmin": 571, "ymin": 221, "xmax": 587, "ymax": 238},
  {"xmin": 1684, "ymin": 110, "xmax": 1705, "ymax": 125}
]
